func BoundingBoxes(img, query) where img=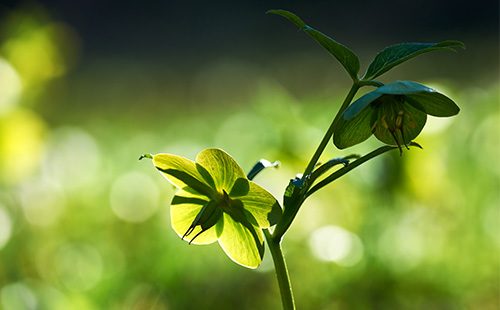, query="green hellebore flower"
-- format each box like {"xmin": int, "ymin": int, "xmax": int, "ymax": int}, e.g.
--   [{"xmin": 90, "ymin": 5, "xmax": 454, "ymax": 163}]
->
[
  {"xmin": 334, "ymin": 80, "xmax": 460, "ymax": 152},
  {"xmin": 145, "ymin": 148, "xmax": 282, "ymax": 269}
]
